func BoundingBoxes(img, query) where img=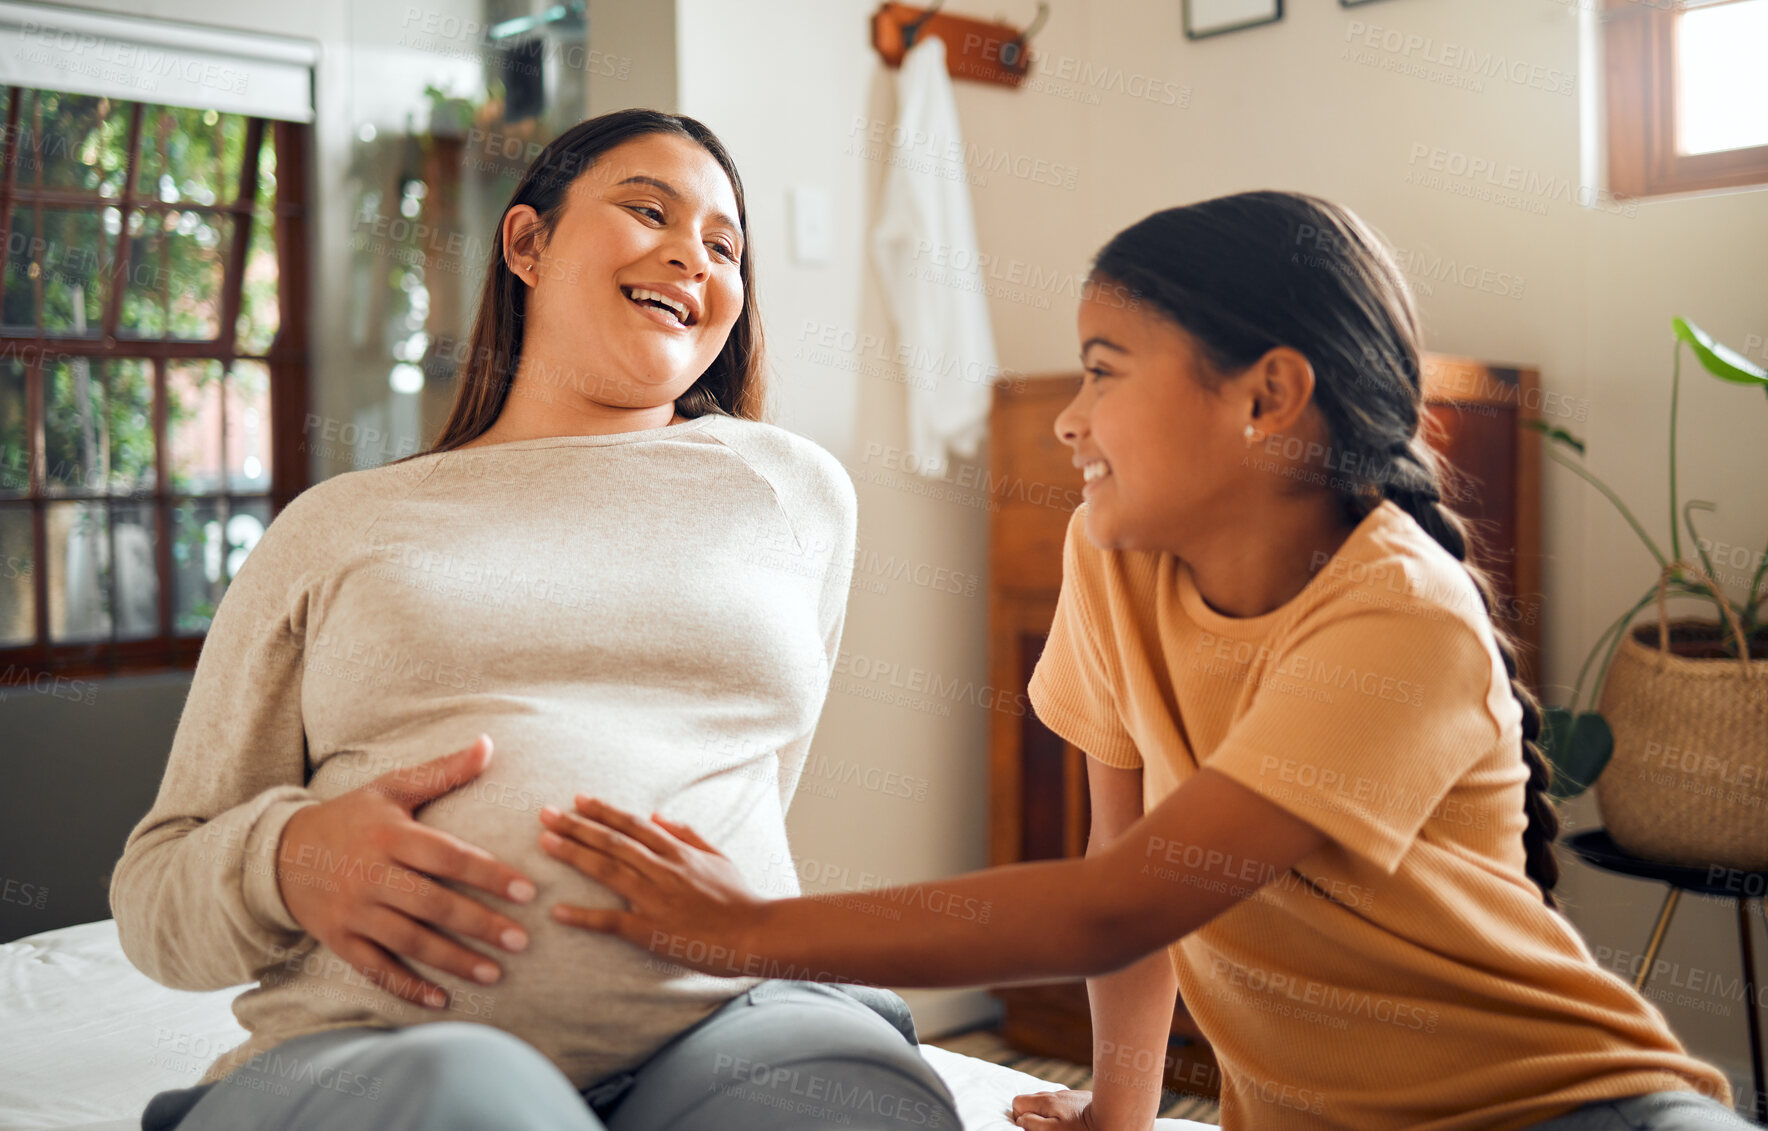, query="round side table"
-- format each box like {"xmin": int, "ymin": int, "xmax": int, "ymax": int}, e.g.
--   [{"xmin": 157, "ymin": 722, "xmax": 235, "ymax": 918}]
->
[{"xmin": 1567, "ymin": 829, "xmax": 1768, "ymax": 1125}]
